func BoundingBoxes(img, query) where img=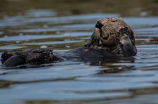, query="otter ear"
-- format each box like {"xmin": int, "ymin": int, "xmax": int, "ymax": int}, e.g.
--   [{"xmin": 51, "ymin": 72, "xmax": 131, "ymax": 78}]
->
[{"xmin": 95, "ymin": 20, "xmax": 103, "ymax": 28}]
